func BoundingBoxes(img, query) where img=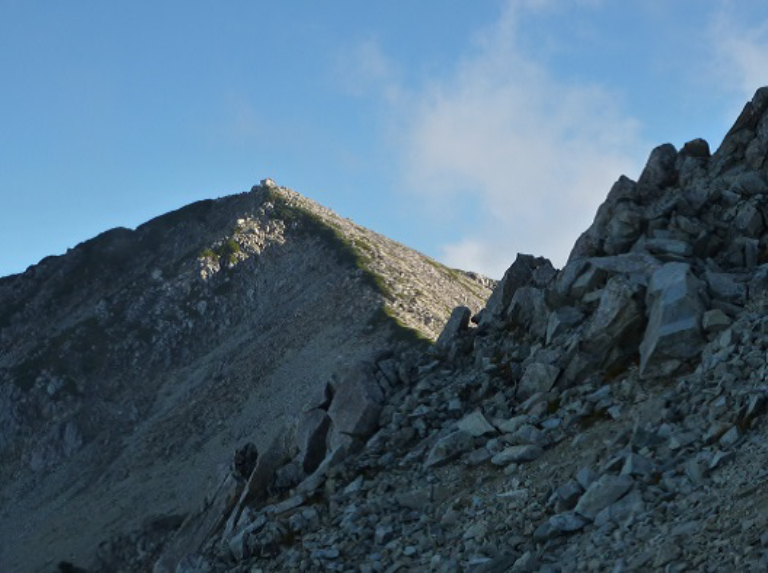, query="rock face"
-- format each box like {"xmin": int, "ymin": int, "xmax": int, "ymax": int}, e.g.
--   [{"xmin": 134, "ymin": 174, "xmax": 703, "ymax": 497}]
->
[
  {"xmin": 8, "ymin": 88, "xmax": 768, "ymax": 573},
  {"xmin": 639, "ymin": 262, "xmax": 705, "ymax": 374},
  {"xmin": 0, "ymin": 183, "xmax": 492, "ymax": 572},
  {"xmin": 132, "ymin": 87, "xmax": 768, "ymax": 573}
]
